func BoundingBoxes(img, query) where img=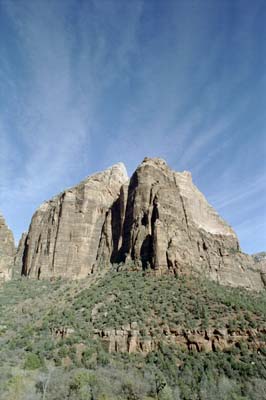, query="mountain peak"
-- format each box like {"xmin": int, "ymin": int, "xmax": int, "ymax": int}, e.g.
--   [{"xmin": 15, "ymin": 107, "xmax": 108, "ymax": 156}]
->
[{"xmin": 17, "ymin": 160, "xmax": 266, "ymax": 290}]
